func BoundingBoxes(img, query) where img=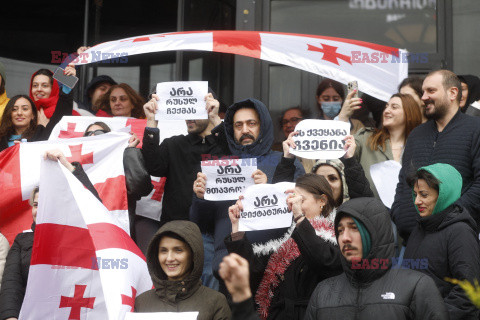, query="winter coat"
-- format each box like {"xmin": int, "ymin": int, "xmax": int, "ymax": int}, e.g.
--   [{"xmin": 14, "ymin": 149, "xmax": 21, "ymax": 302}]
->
[
  {"xmin": 232, "ymin": 298, "xmax": 260, "ymax": 320},
  {"xmin": 391, "ymin": 110, "xmax": 480, "ymax": 241},
  {"xmin": 189, "ymin": 98, "xmax": 305, "ymax": 279},
  {"xmin": 305, "ymin": 197, "xmax": 448, "ymax": 320},
  {"xmin": 0, "ymin": 233, "xmax": 8, "ymax": 291},
  {"xmin": 0, "ymin": 163, "xmax": 98, "ymax": 320},
  {"xmin": 354, "ymin": 127, "xmax": 395, "ymax": 199},
  {"xmin": 225, "ymin": 214, "xmax": 342, "ymax": 320},
  {"xmin": 404, "ymin": 162, "xmax": 480, "ymax": 319},
  {"xmin": 141, "ymin": 127, "xmax": 224, "ymax": 223},
  {"xmin": 77, "ymin": 75, "xmax": 117, "ymax": 113},
  {"xmin": 135, "ymin": 220, "xmax": 231, "ymax": 319},
  {"xmin": 0, "ymin": 90, "xmax": 74, "ymax": 152}
]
